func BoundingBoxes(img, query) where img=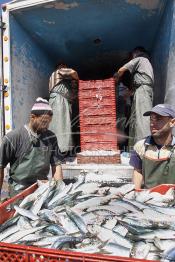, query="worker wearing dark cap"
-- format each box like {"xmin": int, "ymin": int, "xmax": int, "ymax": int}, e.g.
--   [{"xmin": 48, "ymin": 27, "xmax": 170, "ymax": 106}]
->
[
  {"xmin": 130, "ymin": 104, "xmax": 175, "ymax": 189},
  {"xmin": 0, "ymin": 97, "xmax": 63, "ymax": 198}
]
